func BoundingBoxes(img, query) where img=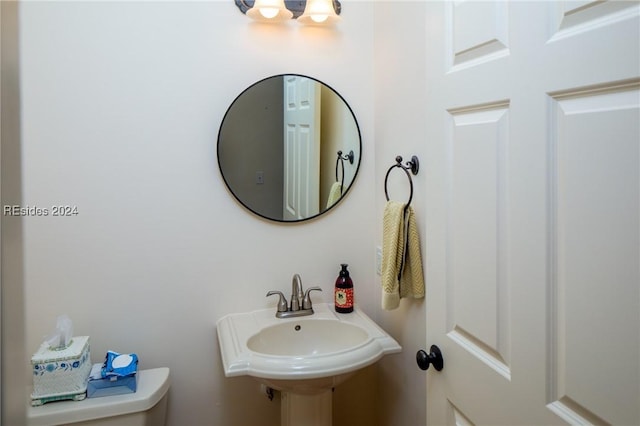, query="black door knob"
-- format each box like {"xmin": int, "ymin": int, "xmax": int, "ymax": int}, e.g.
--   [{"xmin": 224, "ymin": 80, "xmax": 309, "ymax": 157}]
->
[{"xmin": 416, "ymin": 345, "xmax": 444, "ymax": 371}]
